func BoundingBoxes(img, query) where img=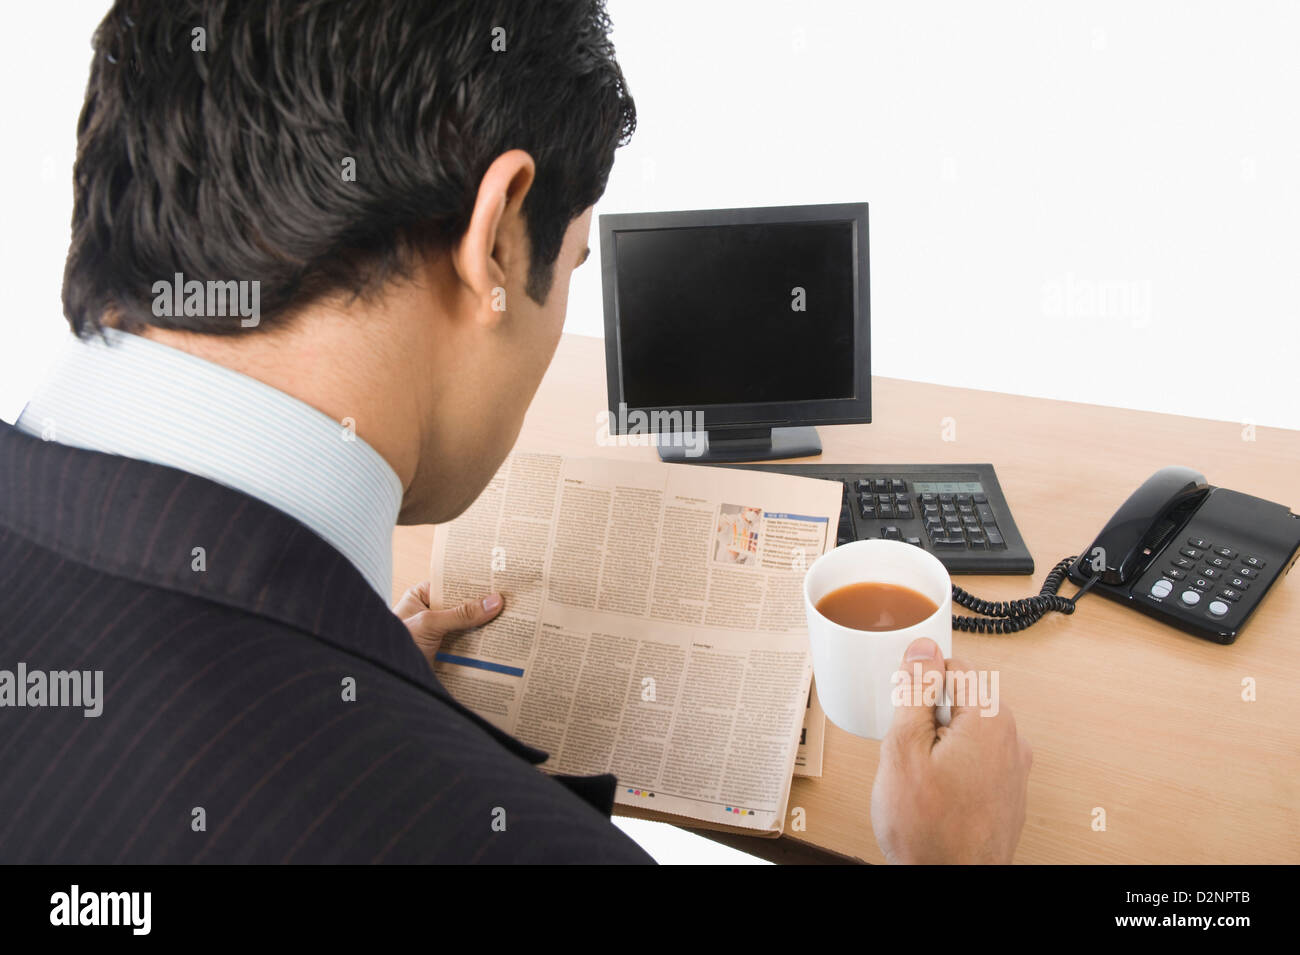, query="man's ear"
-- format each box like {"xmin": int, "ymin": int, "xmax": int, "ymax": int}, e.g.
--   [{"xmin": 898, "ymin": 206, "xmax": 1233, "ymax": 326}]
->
[{"xmin": 451, "ymin": 149, "xmax": 536, "ymax": 327}]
